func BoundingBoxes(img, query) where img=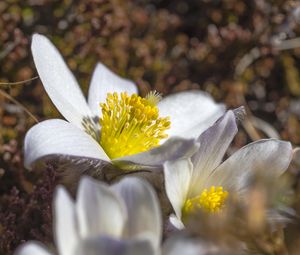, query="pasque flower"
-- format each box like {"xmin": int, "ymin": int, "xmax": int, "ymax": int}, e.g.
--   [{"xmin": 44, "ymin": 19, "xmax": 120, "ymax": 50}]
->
[
  {"xmin": 24, "ymin": 34, "xmax": 225, "ymax": 170},
  {"xmin": 15, "ymin": 176, "xmax": 162, "ymax": 255},
  {"xmin": 164, "ymin": 110, "xmax": 293, "ymax": 229}
]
